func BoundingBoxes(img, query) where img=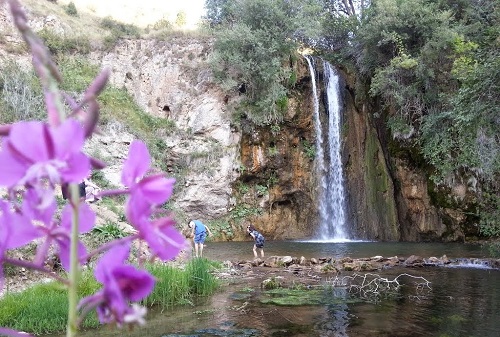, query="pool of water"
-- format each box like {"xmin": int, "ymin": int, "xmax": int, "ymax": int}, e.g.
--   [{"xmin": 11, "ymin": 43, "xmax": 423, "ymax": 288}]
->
[
  {"xmin": 202, "ymin": 240, "xmax": 491, "ymax": 261},
  {"xmin": 64, "ymin": 241, "xmax": 499, "ymax": 337}
]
